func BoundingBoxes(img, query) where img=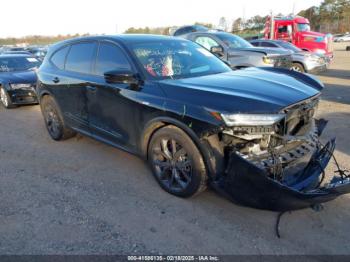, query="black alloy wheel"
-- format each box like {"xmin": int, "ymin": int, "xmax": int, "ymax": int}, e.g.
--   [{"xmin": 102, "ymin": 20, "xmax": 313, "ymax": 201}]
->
[{"xmin": 148, "ymin": 126, "xmax": 207, "ymax": 197}]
